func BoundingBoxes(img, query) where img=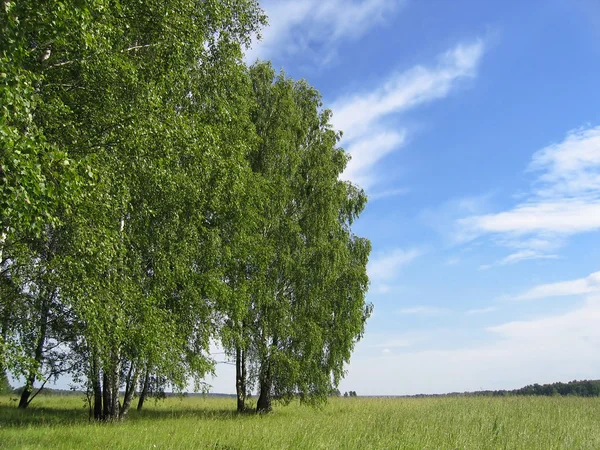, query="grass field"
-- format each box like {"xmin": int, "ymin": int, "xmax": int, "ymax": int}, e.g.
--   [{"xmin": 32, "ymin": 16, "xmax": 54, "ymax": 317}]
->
[{"xmin": 1, "ymin": 395, "xmax": 599, "ymax": 449}]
